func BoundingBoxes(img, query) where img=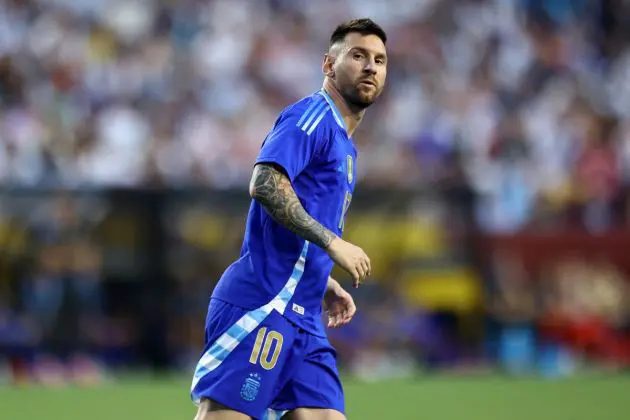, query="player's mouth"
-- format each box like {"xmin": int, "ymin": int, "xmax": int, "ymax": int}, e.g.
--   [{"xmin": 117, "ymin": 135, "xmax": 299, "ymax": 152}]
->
[{"xmin": 358, "ymin": 80, "xmax": 377, "ymax": 89}]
